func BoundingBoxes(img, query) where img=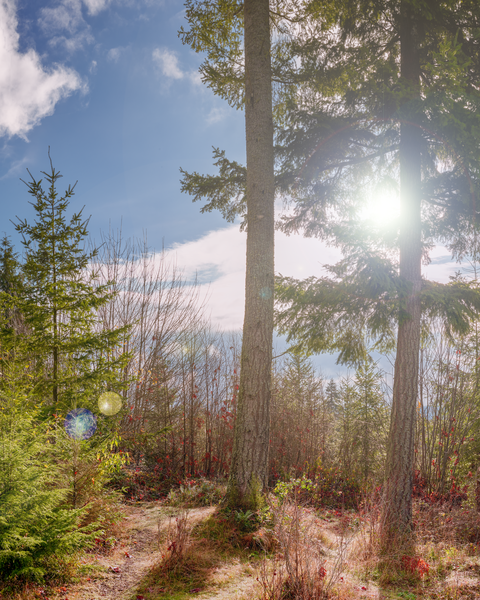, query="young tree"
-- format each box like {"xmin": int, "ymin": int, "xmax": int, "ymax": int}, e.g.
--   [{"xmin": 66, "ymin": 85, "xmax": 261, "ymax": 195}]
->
[
  {"xmin": 270, "ymin": 354, "xmax": 332, "ymax": 480},
  {"xmin": 0, "ymin": 306, "xmax": 97, "ymax": 582},
  {"xmin": 0, "ymin": 236, "xmax": 24, "ymax": 336},
  {"xmin": 14, "ymin": 156, "xmax": 129, "ymax": 414}
]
